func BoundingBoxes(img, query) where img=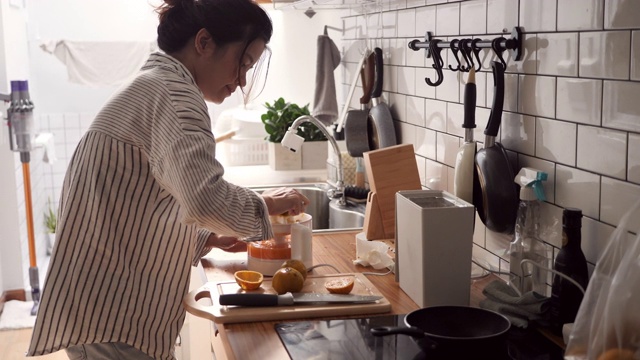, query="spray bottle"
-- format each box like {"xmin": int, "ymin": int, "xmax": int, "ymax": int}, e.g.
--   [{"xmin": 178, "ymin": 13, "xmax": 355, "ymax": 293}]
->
[{"xmin": 509, "ymin": 167, "xmax": 549, "ymax": 295}]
